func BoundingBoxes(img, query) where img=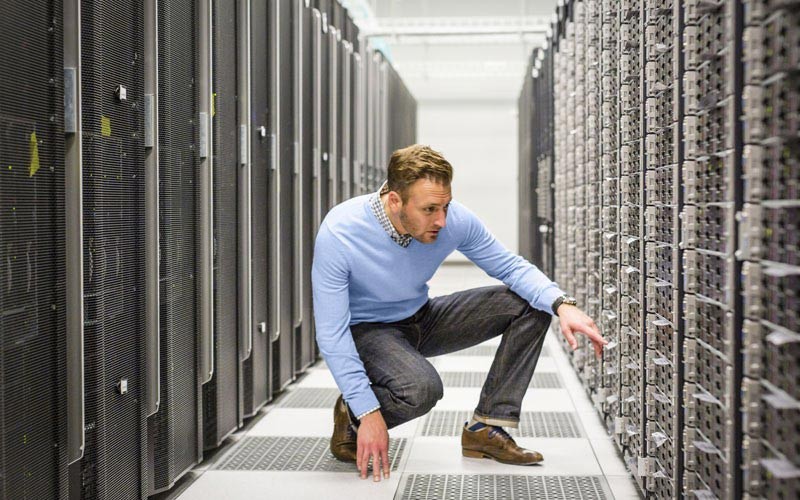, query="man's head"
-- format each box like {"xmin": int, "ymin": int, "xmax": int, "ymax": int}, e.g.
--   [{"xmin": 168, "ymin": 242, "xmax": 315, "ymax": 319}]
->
[{"xmin": 384, "ymin": 144, "xmax": 453, "ymax": 244}]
